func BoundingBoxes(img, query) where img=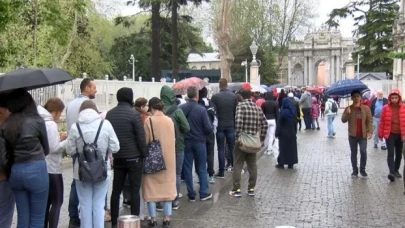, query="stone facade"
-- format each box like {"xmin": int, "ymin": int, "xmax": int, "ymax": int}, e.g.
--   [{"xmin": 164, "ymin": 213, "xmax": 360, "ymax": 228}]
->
[
  {"xmin": 288, "ymin": 26, "xmax": 356, "ymax": 86},
  {"xmin": 393, "ymin": 0, "xmax": 405, "ymax": 93}
]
